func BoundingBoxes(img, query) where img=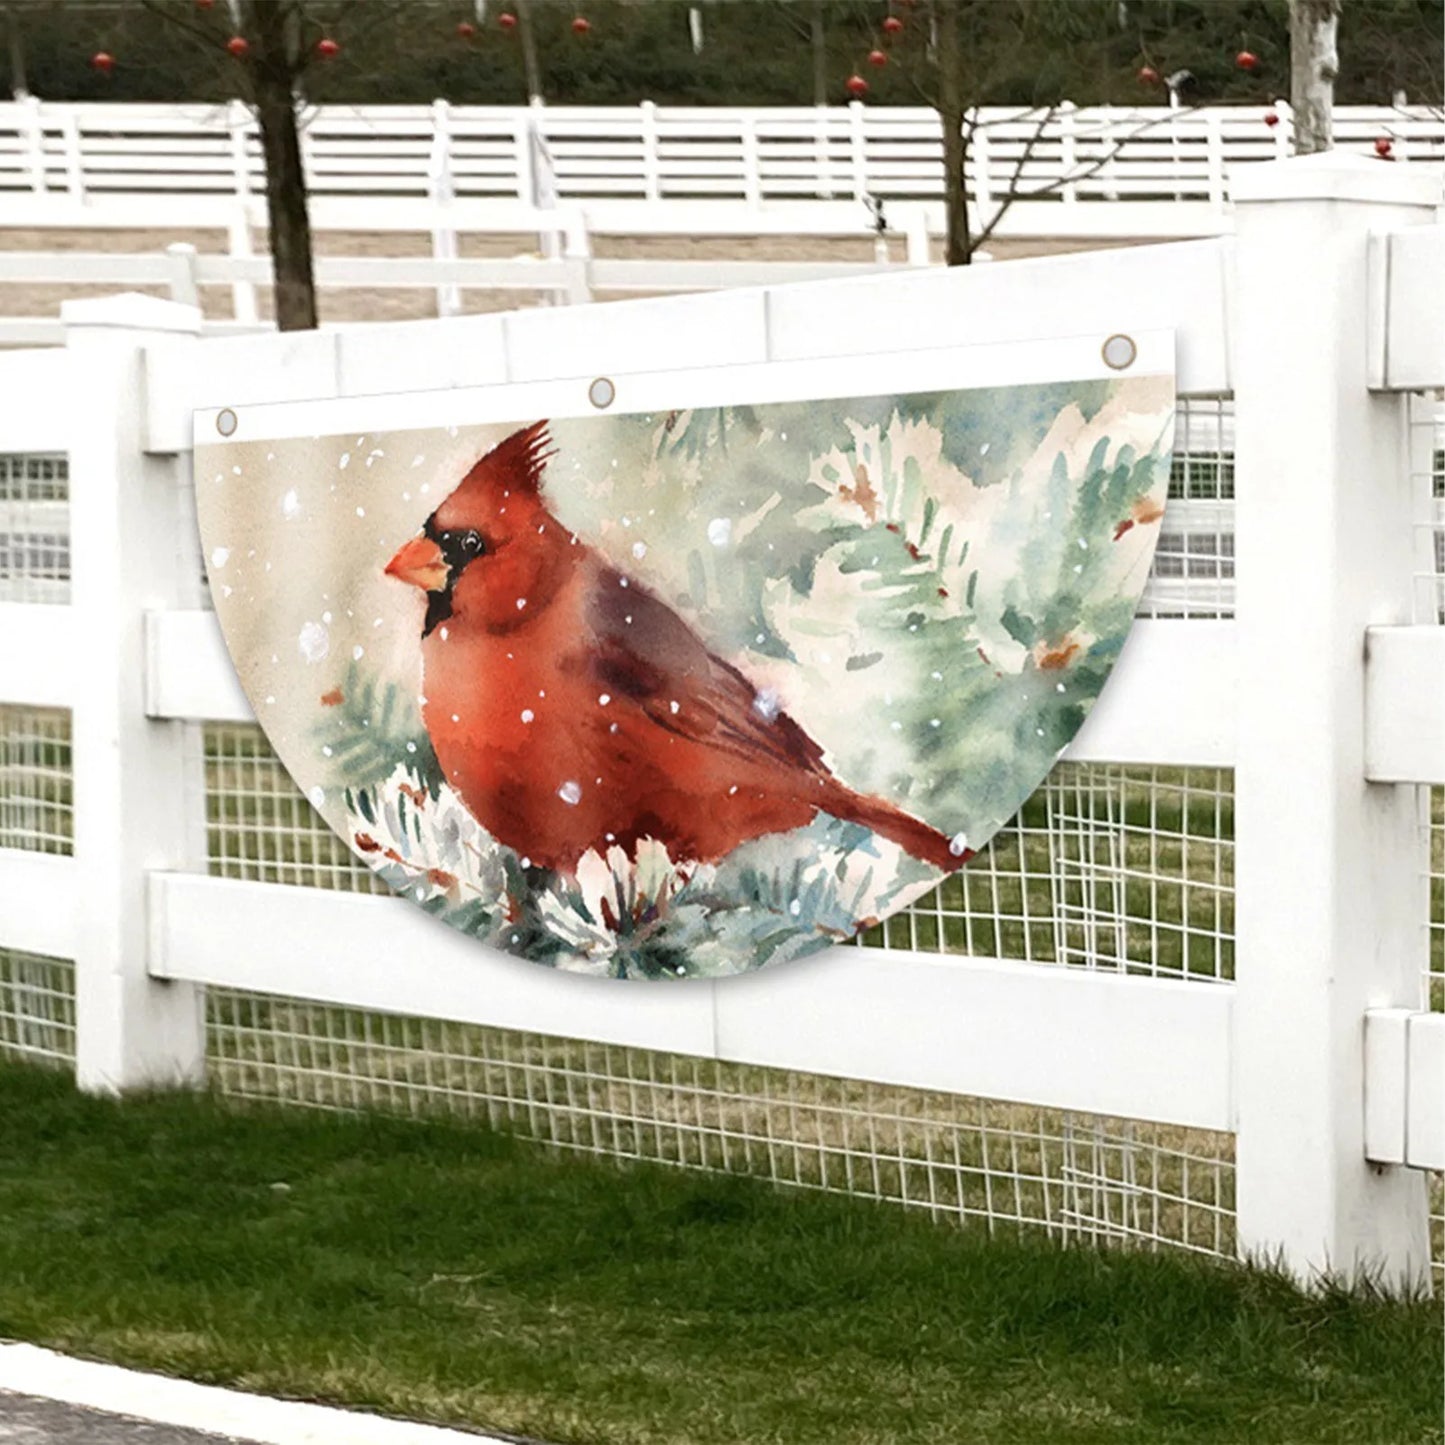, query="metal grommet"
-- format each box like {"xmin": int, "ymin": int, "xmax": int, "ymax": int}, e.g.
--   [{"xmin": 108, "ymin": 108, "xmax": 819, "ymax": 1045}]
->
[
  {"xmin": 216, "ymin": 408, "xmax": 238, "ymax": 437},
  {"xmin": 1101, "ymin": 334, "xmax": 1137, "ymax": 371},
  {"xmin": 587, "ymin": 376, "xmax": 615, "ymax": 410}
]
